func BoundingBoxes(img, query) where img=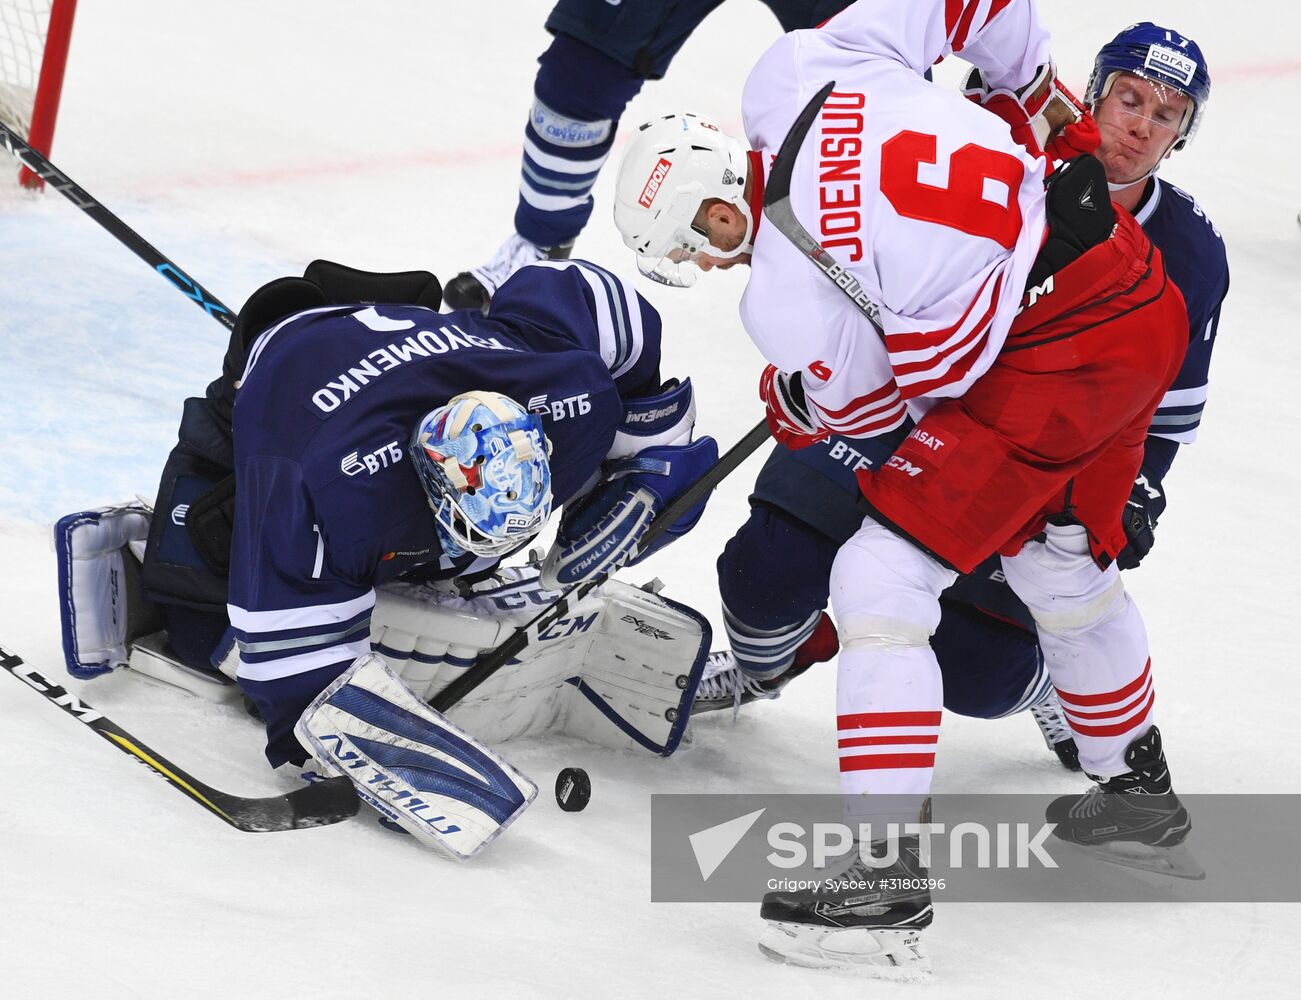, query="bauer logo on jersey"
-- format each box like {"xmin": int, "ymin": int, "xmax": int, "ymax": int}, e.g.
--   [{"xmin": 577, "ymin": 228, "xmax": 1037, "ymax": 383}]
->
[
  {"xmin": 1143, "ymin": 45, "xmax": 1198, "ymax": 86},
  {"xmin": 639, "ymin": 158, "xmax": 674, "ymax": 208}
]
